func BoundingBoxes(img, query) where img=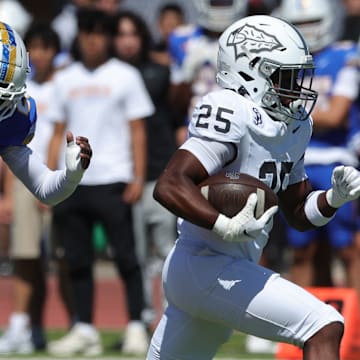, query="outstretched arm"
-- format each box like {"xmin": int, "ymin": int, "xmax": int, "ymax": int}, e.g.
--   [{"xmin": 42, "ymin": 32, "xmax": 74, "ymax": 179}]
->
[
  {"xmin": 1, "ymin": 132, "xmax": 92, "ymax": 205},
  {"xmin": 280, "ymin": 165, "xmax": 360, "ymax": 231}
]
